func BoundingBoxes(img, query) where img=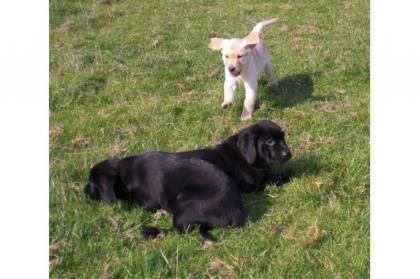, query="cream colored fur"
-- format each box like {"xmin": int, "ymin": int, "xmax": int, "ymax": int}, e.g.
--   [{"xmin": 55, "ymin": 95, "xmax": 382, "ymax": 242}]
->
[{"xmin": 209, "ymin": 18, "xmax": 279, "ymax": 120}]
